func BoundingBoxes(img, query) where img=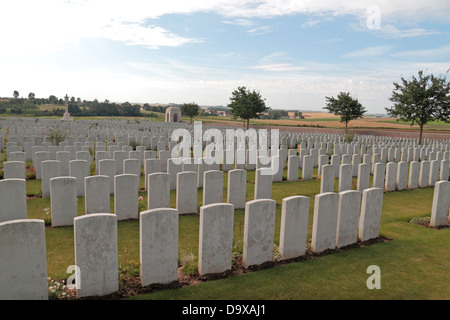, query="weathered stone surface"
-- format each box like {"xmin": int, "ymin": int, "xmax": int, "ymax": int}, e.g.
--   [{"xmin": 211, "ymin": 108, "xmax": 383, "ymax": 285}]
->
[
  {"xmin": 279, "ymin": 196, "xmax": 309, "ymax": 259},
  {"xmin": 74, "ymin": 214, "xmax": 118, "ymax": 298},
  {"xmin": 430, "ymin": 181, "xmax": 450, "ymax": 227},
  {"xmin": 429, "ymin": 160, "xmax": 440, "ymax": 187},
  {"xmin": 199, "ymin": 203, "xmax": 234, "ymax": 275},
  {"xmin": 358, "ymin": 188, "xmax": 383, "ymax": 242},
  {"xmin": 254, "ymin": 168, "xmax": 272, "ymax": 200},
  {"xmin": 41, "ymin": 160, "xmax": 61, "ymax": 198},
  {"xmin": 69, "ymin": 159, "xmax": 89, "ymax": 197},
  {"xmin": 0, "ymin": 219, "xmax": 48, "ymax": 300},
  {"xmin": 140, "ymin": 208, "xmax": 179, "ymax": 286},
  {"xmin": 203, "ymin": 170, "xmax": 224, "ymax": 206},
  {"xmin": 372, "ymin": 162, "xmax": 385, "ymax": 189},
  {"xmin": 98, "ymin": 159, "xmax": 116, "ymax": 194},
  {"xmin": 336, "ymin": 190, "xmax": 361, "ymax": 248},
  {"xmin": 385, "ymin": 162, "xmax": 397, "ymax": 192},
  {"xmin": 419, "ymin": 161, "xmax": 430, "ymax": 188},
  {"xmin": 114, "ymin": 174, "xmax": 139, "ymax": 221},
  {"xmin": 287, "ymin": 155, "xmax": 299, "ymax": 181},
  {"xmin": 144, "ymin": 158, "xmax": 162, "ymax": 191},
  {"xmin": 440, "ymin": 160, "xmax": 449, "ymax": 181},
  {"xmin": 320, "ymin": 164, "xmax": 335, "ymax": 193},
  {"xmin": 123, "ymin": 158, "xmax": 141, "ymax": 178},
  {"xmin": 311, "ymin": 192, "xmax": 339, "ymax": 253},
  {"xmin": 84, "ymin": 175, "xmax": 110, "ymax": 214},
  {"xmin": 338, "ymin": 164, "xmax": 352, "ymax": 192},
  {"xmin": 243, "ymin": 199, "xmax": 276, "ymax": 268},
  {"xmin": 395, "ymin": 161, "xmax": 408, "ymax": 191},
  {"xmin": 147, "ymin": 172, "xmax": 170, "ymax": 210},
  {"xmin": 357, "ymin": 163, "xmax": 370, "ymax": 192},
  {"xmin": 3, "ymin": 161, "xmax": 26, "ymax": 180},
  {"xmin": 227, "ymin": 169, "xmax": 247, "ymax": 209},
  {"xmin": 408, "ymin": 161, "xmax": 420, "ymax": 189},
  {"xmin": 50, "ymin": 177, "xmax": 77, "ymax": 227},
  {"xmin": 0, "ymin": 179, "xmax": 27, "ymax": 223},
  {"xmin": 302, "ymin": 155, "xmax": 313, "ymax": 180},
  {"xmin": 176, "ymin": 171, "xmax": 198, "ymax": 214}
]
